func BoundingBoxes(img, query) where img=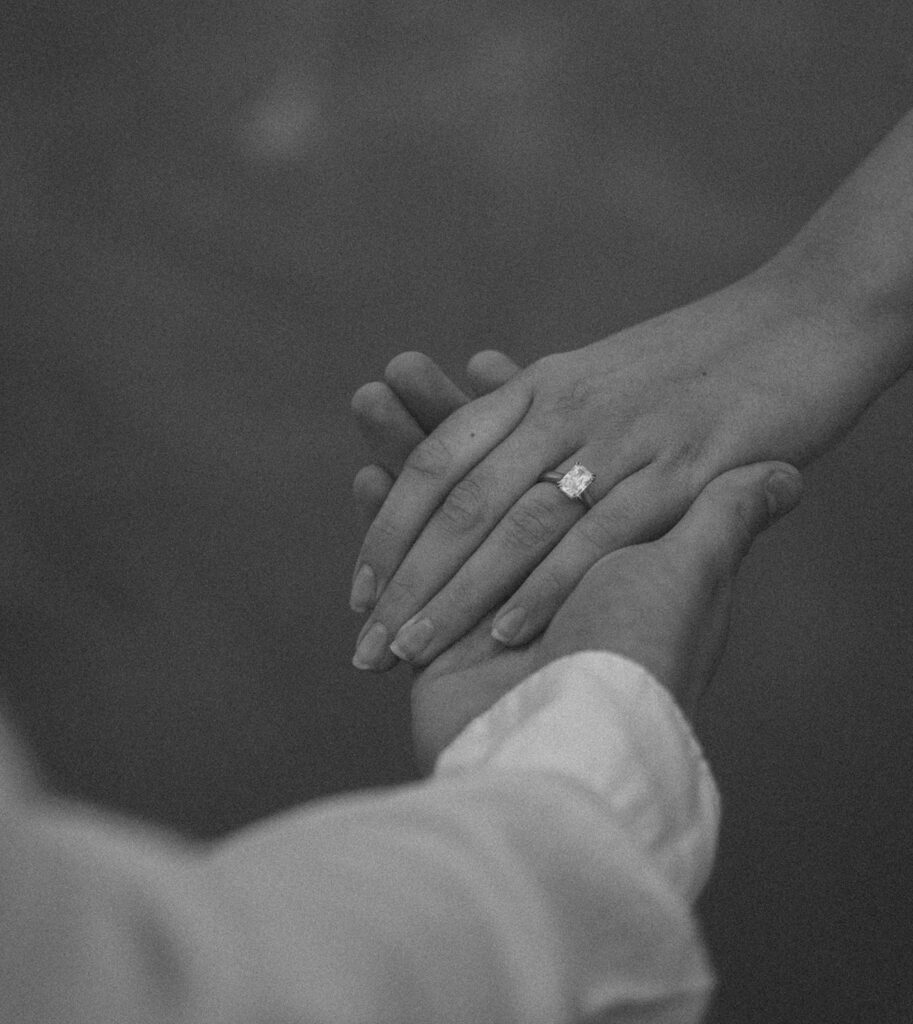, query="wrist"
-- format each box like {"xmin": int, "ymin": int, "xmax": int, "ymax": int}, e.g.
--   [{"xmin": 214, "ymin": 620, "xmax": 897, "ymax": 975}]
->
[
  {"xmin": 768, "ymin": 234, "xmax": 912, "ymax": 348},
  {"xmin": 756, "ymin": 120, "xmax": 913, "ymax": 389},
  {"xmin": 746, "ymin": 237, "xmax": 913, "ymax": 407},
  {"xmin": 689, "ymin": 256, "xmax": 903, "ymax": 466}
]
